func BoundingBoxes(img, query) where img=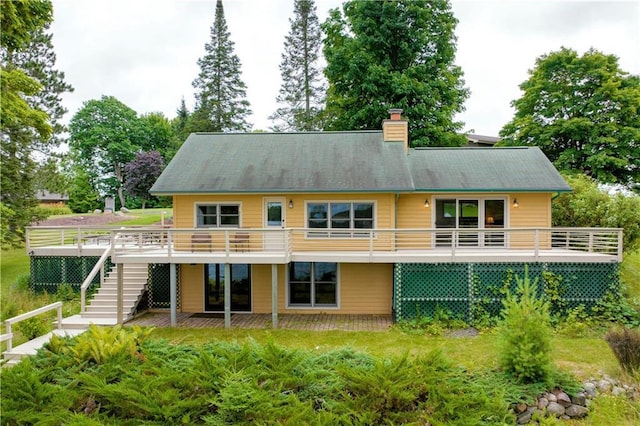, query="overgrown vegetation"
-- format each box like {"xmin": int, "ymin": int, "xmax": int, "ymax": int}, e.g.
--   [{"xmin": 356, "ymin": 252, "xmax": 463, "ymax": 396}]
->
[
  {"xmin": 605, "ymin": 327, "xmax": 640, "ymax": 374},
  {"xmin": 1, "ymin": 326, "xmax": 513, "ymax": 424}
]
